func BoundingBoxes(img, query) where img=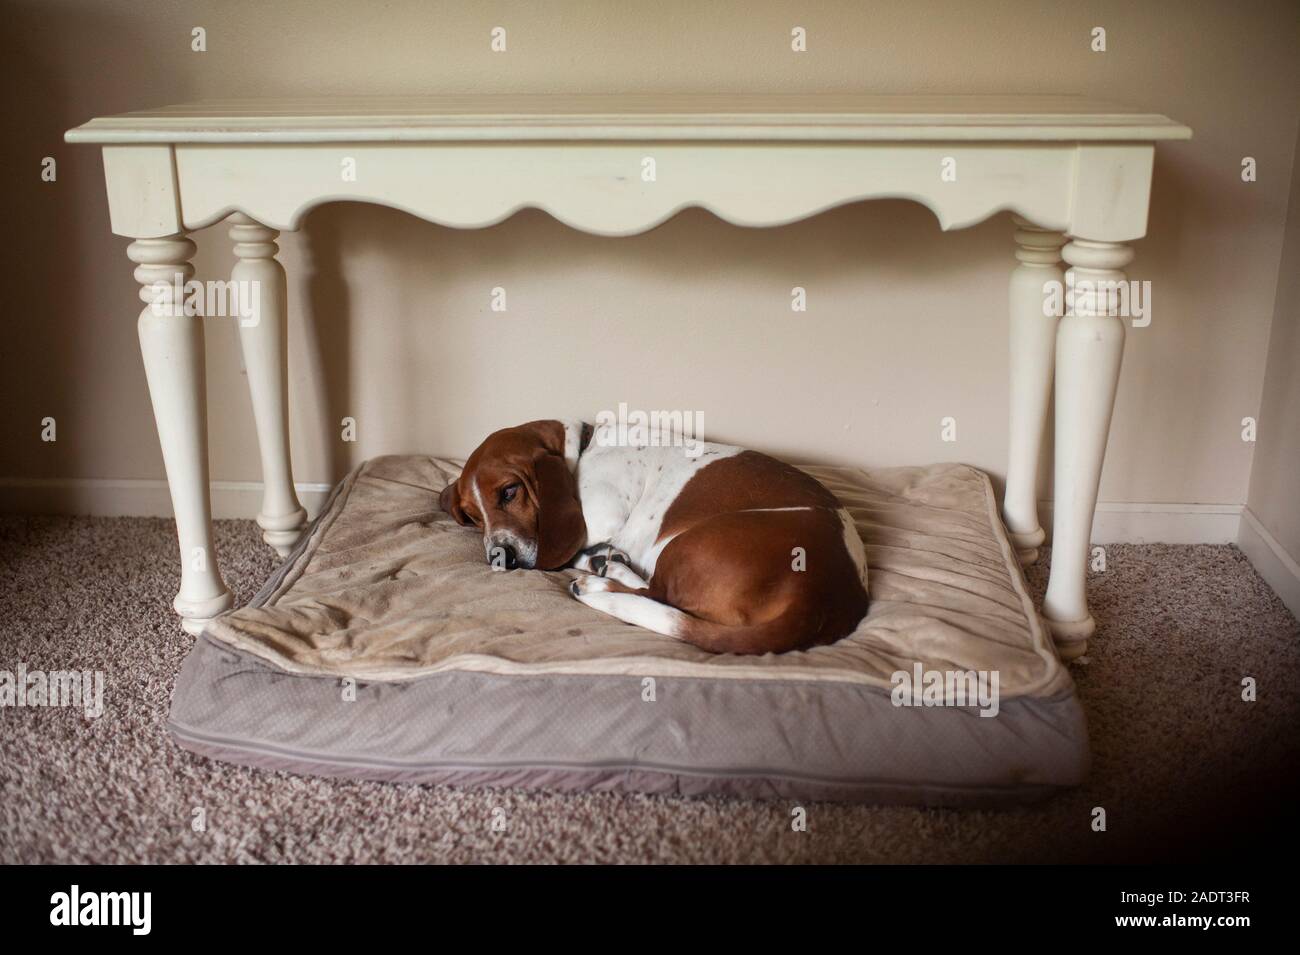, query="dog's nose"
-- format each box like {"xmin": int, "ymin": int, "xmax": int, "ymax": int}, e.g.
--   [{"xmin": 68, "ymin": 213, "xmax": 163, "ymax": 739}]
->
[{"xmin": 496, "ymin": 544, "xmax": 519, "ymax": 570}]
